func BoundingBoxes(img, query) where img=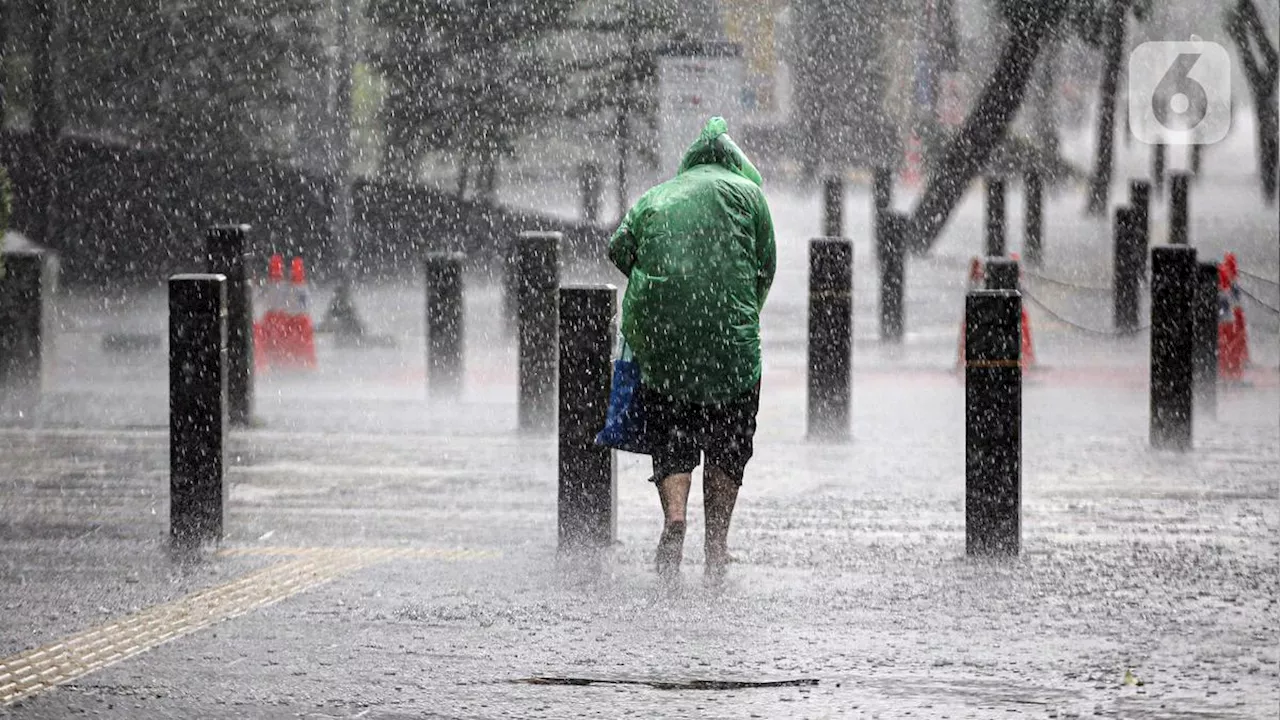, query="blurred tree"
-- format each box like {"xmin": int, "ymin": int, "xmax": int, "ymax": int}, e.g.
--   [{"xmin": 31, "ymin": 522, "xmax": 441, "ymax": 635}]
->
[
  {"xmin": 1225, "ymin": 0, "xmax": 1278, "ymax": 206},
  {"xmin": 59, "ymin": 0, "xmax": 324, "ymax": 162},
  {"xmin": 30, "ymin": 0, "xmax": 66, "ymax": 247},
  {"xmin": 0, "ymin": 164, "xmax": 8, "ymax": 276},
  {"xmin": 0, "ymin": 0, "xmax": 9, "ymax": 128},
  {"xmin": 1074, "ymin": 0, "xmax": 1152, "ymax": 216},
  {"xmin": 563, "ymin": 0, "xmax": 675, "ymax": 217},
  {"xmin": 368, "ymin": 0, "xmax": 577, "ymax": 202},
  {"xmin": 908, "ymin": 0, "xmax": 1068, "ymax": 253}
]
